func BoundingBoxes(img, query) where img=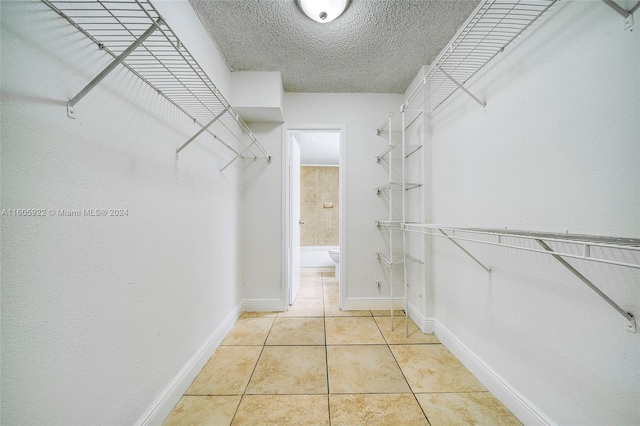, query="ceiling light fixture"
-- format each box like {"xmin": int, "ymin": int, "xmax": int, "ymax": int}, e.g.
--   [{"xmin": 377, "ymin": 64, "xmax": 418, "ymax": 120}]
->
[{"xmin": 298, "ymin": 0, "xmax": 349, "ymax": 23}]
